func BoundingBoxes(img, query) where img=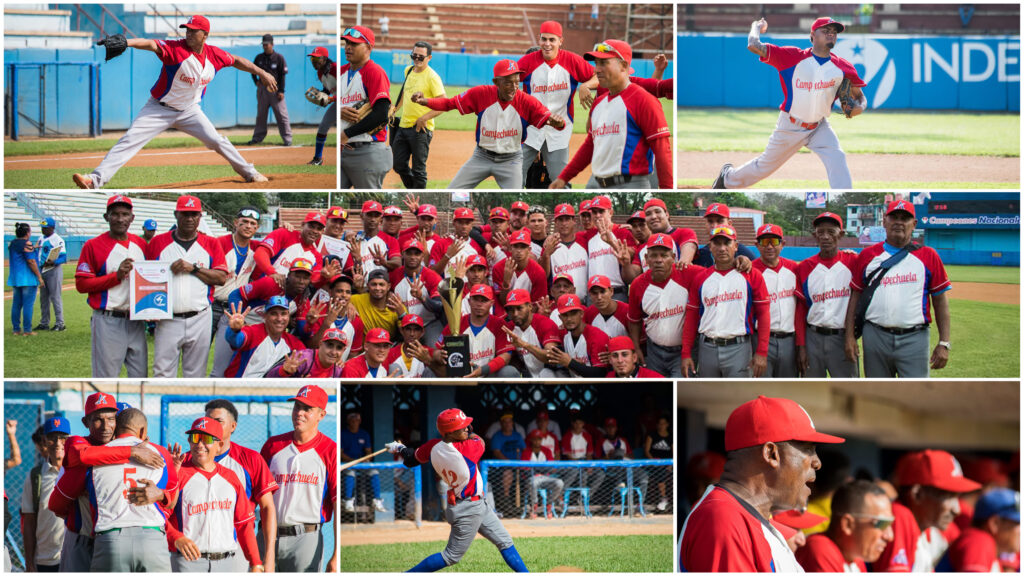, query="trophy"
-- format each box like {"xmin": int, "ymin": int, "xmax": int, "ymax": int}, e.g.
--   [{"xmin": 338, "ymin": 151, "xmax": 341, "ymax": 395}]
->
[{"xmin": 439, "ymin": 275, "xmax": 471, "ymax": 377}]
